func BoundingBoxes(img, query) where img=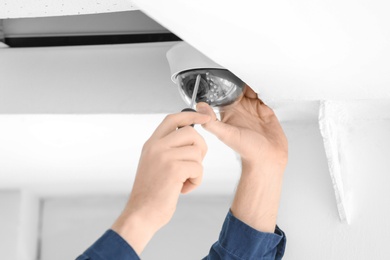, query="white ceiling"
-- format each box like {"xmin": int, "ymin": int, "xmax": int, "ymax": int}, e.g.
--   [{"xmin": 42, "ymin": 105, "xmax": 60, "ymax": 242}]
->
[
  {"xmin": 0, "ymin": 0, "xmax": 137, "ymax": 18},
  {"xmin": 133, "ymin": 0, "xmax": 390, "ymax": 102}
]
